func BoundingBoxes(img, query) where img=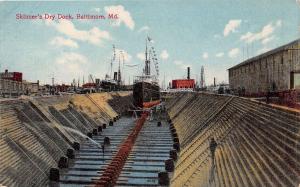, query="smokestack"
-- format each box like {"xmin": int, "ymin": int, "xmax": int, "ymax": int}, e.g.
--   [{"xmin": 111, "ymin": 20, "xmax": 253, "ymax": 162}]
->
[
  {"xmin": 114, "ymin": 72, "xmax": 118, "ymax": 81},
  {"xmin": 214, "ymin": 77, "xmax": 216, "ymax": 87},
  {"xmin": 187, "ymin": 67, "xmax": 190, "ymax": 80}
]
